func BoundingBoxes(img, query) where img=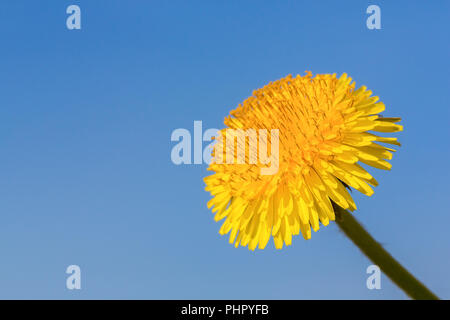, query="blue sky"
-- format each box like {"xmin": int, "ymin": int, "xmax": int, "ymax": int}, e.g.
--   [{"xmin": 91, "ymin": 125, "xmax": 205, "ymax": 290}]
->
[{"xmin": 0, "ymin": 1, "xmax": 448, "ymax": 299}]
